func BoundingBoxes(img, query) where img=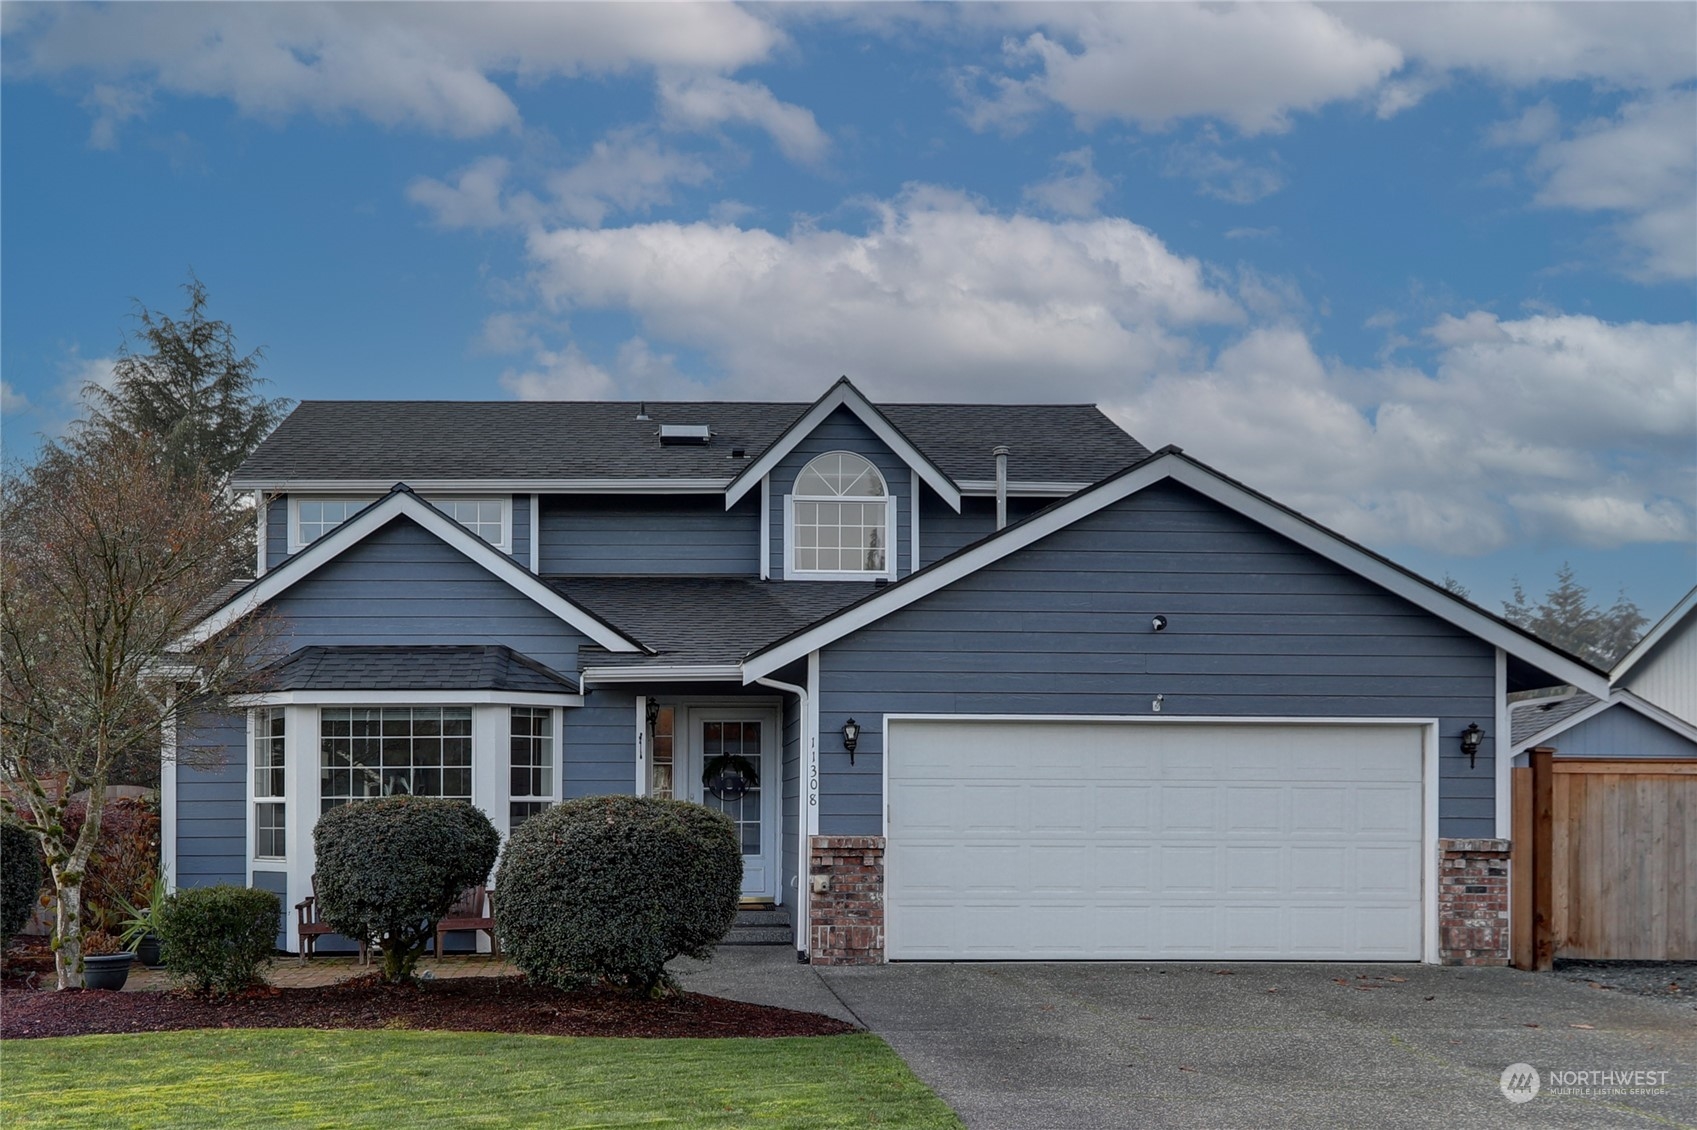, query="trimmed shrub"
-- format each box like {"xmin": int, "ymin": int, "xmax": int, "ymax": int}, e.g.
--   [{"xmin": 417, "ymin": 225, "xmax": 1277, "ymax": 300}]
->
[
  {"xmin": 495, "ymin": 795, "xmax": 742, "ymax": 996},
  {"xmin": 2, "ymin": 819, "xmax": 46, "ymax": 944},
  {"xmin": 152, "ymin": 885, "xmax": 279, "ymax": 995},
  {"xmin": 313, "ymin": 797, "xmax": 500, "ymax": 983}
]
